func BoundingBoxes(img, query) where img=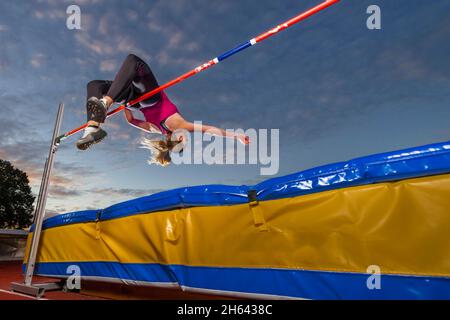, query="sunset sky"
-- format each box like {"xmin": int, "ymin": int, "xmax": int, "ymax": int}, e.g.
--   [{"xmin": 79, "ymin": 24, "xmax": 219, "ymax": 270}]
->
[{"xmin": 0, "ymin": 0, "xmax": 449, "ymax": 214}]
